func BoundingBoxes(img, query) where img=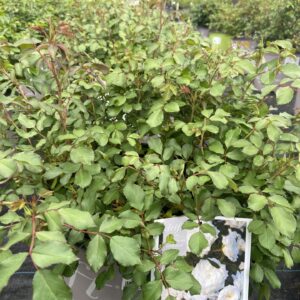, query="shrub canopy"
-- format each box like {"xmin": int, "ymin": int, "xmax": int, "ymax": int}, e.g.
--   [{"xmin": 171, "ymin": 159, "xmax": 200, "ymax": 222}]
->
[{"xmin": 0, "ymin": 1, "xmax": 300, "ymax": 299}]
